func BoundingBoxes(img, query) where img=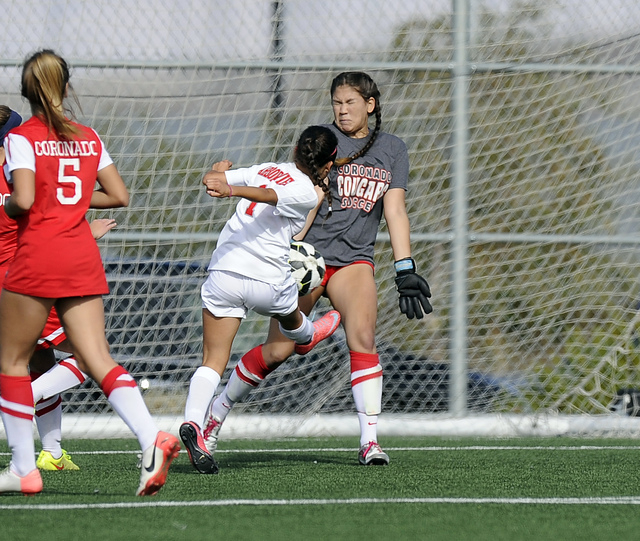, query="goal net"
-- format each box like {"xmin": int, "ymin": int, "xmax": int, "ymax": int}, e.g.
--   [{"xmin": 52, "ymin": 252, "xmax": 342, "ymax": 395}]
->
[{"xmin": 3, "ymin": 0, "xmax": 640, "ymax": 439}]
